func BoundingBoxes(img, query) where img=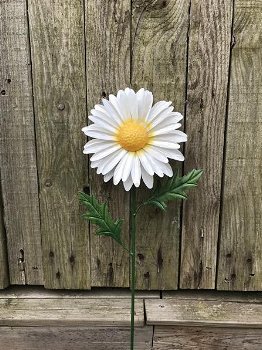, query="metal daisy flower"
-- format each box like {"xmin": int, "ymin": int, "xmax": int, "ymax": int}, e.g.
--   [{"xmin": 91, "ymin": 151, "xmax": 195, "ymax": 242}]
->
[{"xmin": 82, "ymin": 88, "xmax": 187, "ymax": 191}]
